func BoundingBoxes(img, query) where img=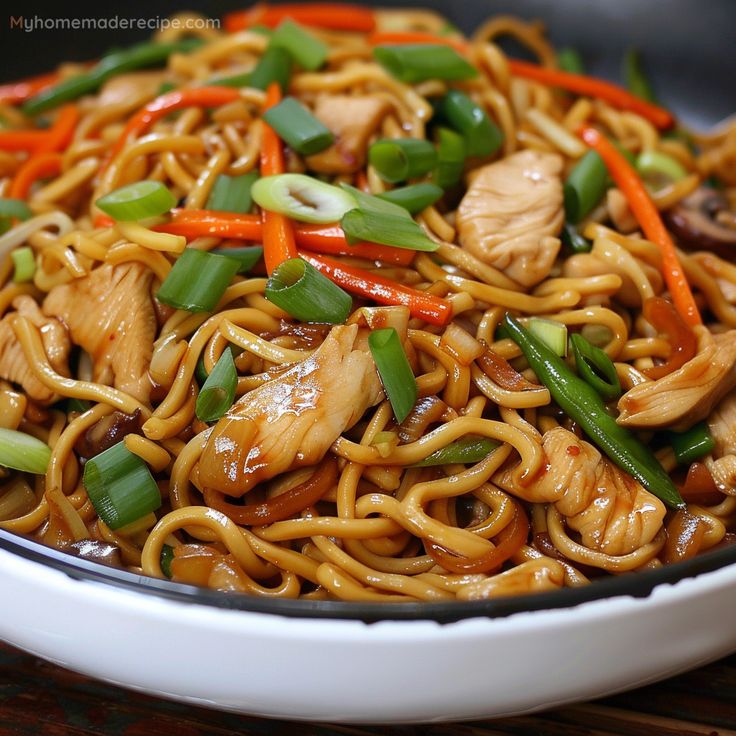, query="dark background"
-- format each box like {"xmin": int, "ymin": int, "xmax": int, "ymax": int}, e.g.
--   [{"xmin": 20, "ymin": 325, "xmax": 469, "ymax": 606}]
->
[{"xmin": 0, "ymin": 0, "xmax": 734, "ymax": 129}]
